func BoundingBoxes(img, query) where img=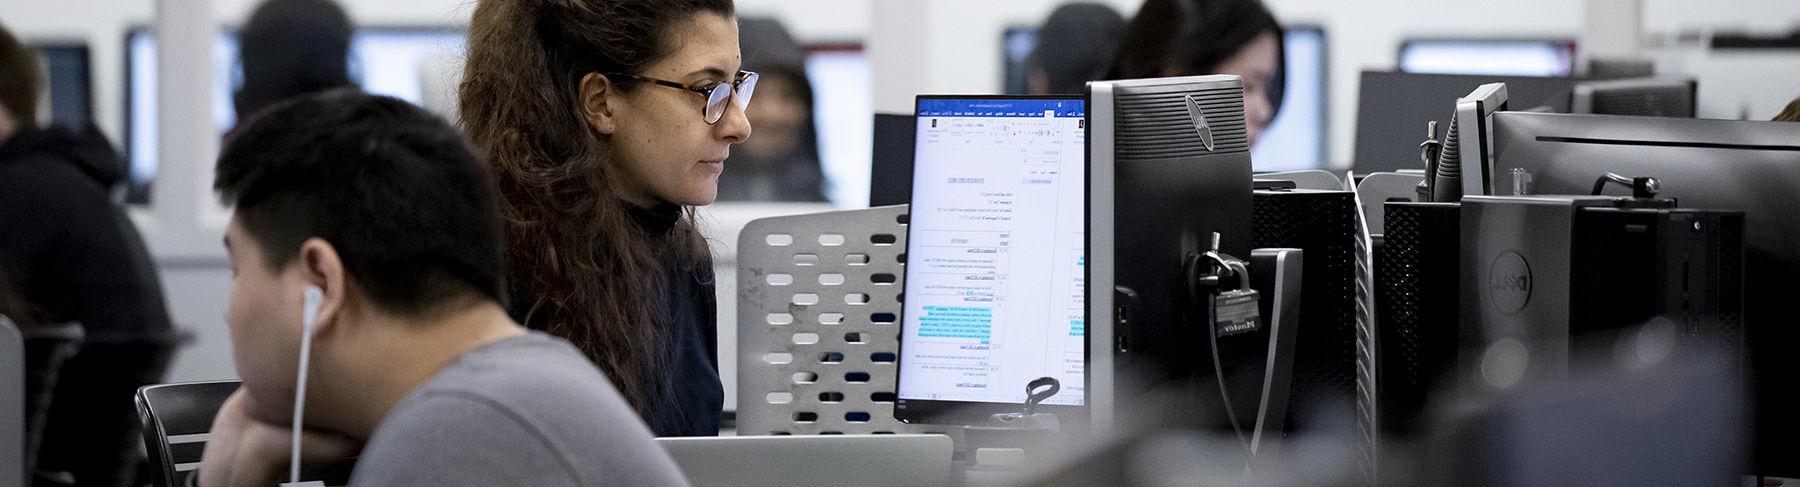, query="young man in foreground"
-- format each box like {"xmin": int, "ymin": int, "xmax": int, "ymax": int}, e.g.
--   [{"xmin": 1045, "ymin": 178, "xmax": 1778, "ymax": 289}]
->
[{"xmin": 198, "ymin": 91, "xmax": 688, "ymax": 486}]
